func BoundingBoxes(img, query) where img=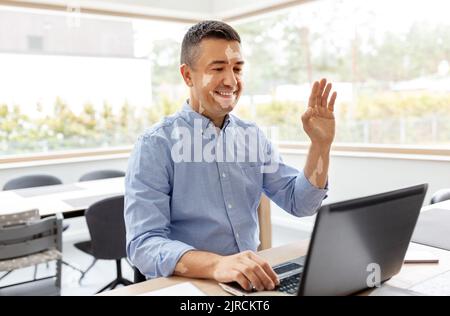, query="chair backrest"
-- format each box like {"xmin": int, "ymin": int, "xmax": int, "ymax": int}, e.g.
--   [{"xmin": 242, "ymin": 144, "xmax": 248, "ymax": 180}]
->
[
  {"xmin": 0, "ymin": 211, "xmax": 62, "ymax": 261},
  {"xmin": 79, "ymin": 170, "xmax": 125, "ymax": 182},
  {"xmin": 0, "ymin": 209, "xmax": 40, "ymax": 227},
  {"xmin": 3, "ymin": 174, "xmax": 62, "ymax": 191},
  {"xmin": 430, "ymin": 189, "xmax": 450, "ymax": 204},
  {"xmin": 85, "ymin": 195, "xmax": 126, "ymax": 260}
]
